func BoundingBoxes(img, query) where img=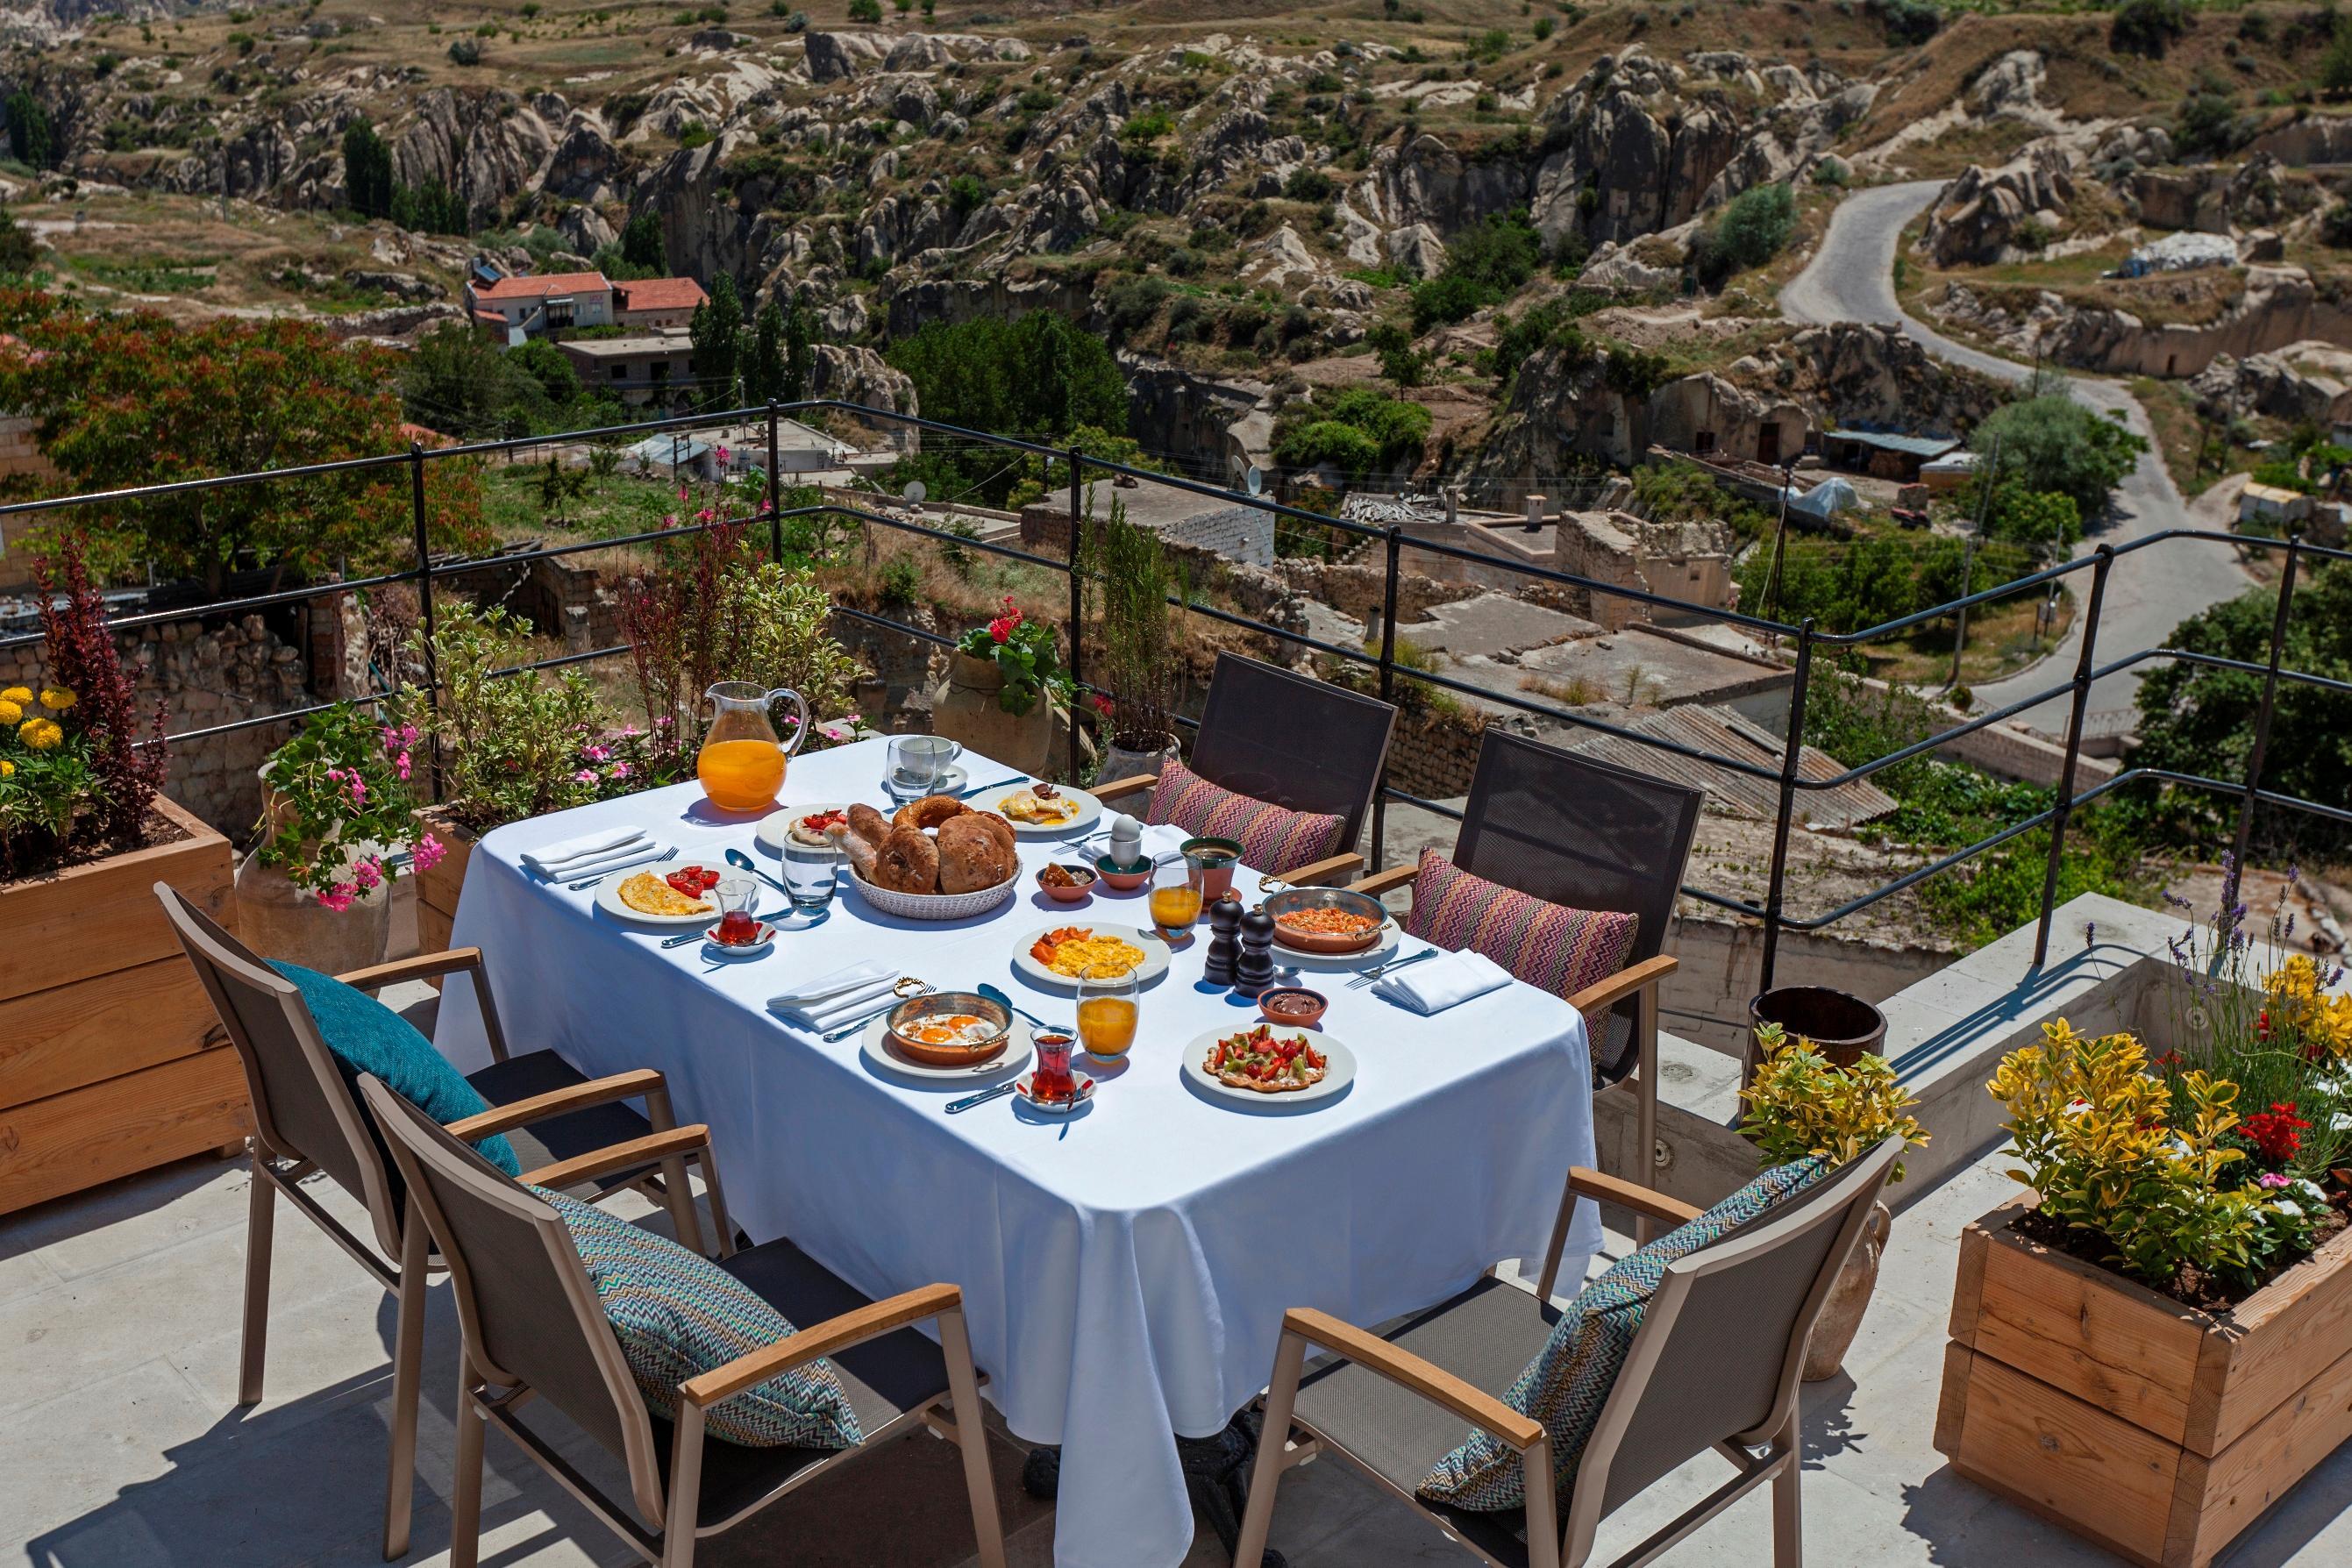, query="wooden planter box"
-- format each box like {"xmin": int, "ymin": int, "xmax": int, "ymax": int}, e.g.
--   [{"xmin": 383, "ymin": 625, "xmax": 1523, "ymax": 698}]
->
[
  {"xmin": 0, "ymin": 796, "xmax": 250, "ymax": 1215},
  {"xmin": 1936, "ymin": 1195, "xmax": 2352, "ymax": 1568},
  {"xmin": 412, "ymin": 808, "xmax": 478, "ymax": 964}
]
